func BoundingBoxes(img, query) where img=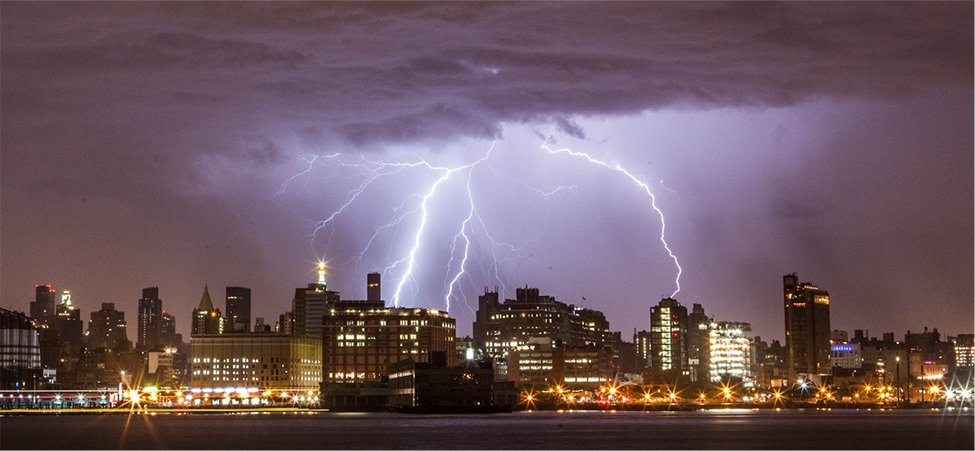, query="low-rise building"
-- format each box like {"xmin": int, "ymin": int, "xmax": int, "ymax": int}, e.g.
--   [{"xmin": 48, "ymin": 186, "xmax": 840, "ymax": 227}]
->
[{"xmin": 190, "ymin": 333, "xmax": 321, "ymax": 396}]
